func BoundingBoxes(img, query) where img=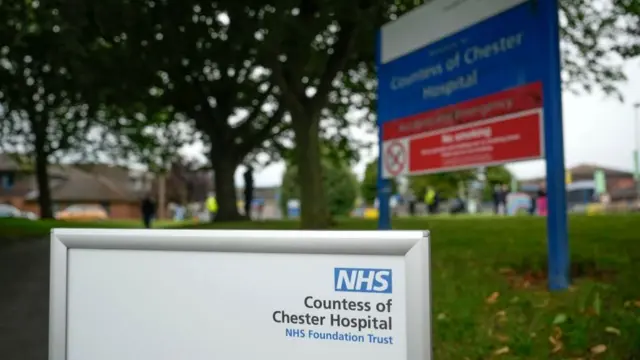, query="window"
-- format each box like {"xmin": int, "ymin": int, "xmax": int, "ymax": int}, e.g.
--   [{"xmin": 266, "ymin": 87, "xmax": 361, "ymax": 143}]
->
[{"xmin": 0, "ymin": 173, "xmax": 14, "ymax": 189}]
